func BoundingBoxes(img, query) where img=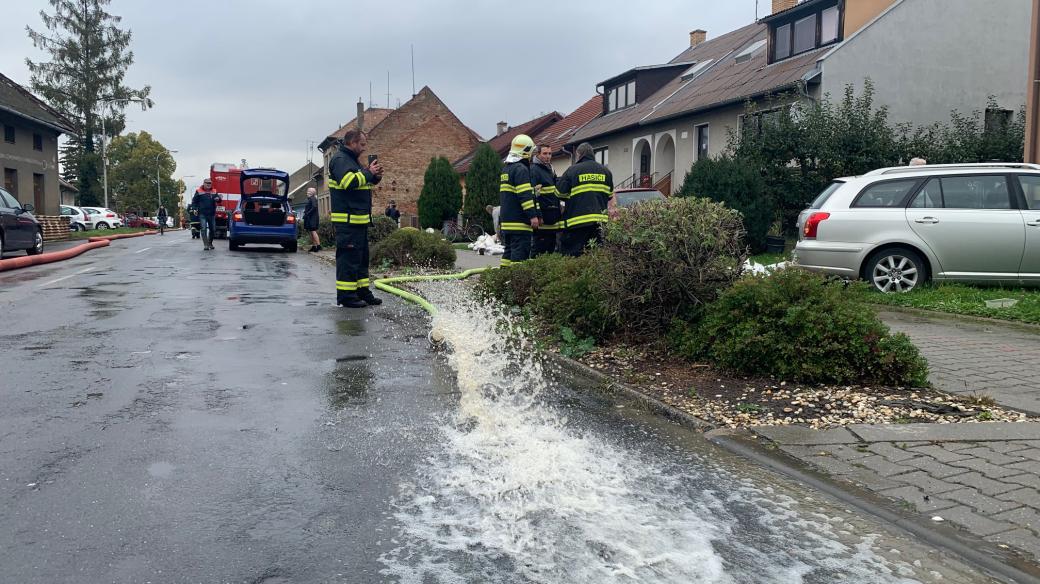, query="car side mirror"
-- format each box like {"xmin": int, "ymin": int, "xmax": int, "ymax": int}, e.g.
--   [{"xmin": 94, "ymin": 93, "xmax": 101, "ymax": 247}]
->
[{"xmin": 20, "ymin": 203, "xmax": 34, "ymax": 214}]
